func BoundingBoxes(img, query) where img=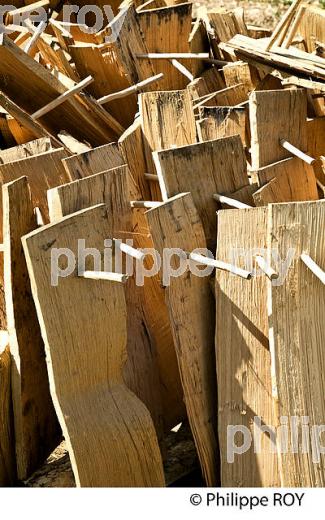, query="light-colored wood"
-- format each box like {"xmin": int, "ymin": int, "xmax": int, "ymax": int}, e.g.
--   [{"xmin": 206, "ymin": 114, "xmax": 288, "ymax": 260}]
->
[
  {"xmin": 265, "ymin": 0, "xmax": 303, "ymax": 50},
  {"xmin": 193, "ymin": 84, "xmax": 248, "ymax": 109},
  {"xmin": 0, "ymin": 137, "xmax": 53, "ymax": 165},
  {"xmin": 139, "ymin": 89, "xmax": 196, "ymax": 195},
  {"xmin": 190, "ymin": 252, "xmax": 252, "ymax": 279},
  {"xmin": 31, "ymin": 76, "xmax": 94, "ymax": 120},
  {"xmin": 280, "ymin": 139, "xmax": 315, "ymax": 165},
  {"xmin": 288, "ymin": 4, "xmax": 325, "ymax": 53},
  {"xmin": 57, "ymin": 132, "xmax": 91, "ymax": 155},
  {"xmin": 267, "ymin": 201, "xmax": 325, "ymax": 486},
  {"xmin": 22, "ymin": 204, "xmax": 165, "ymax": 487},
  {"xmin": 98, "ymin": 73, "xmax": 164, "ymax": 105},
  {"xmin": 213, "ymin": 193, "xmax": 252, "ymax": 209},
  {"xmin": 137, "ymin": 3, "xmax": 193, "ymax": 90},
  {"xmin": 118, "ymin": 120, "xmax": 185, "ymax": 430},
  {"xmin": 223, "ymin": 61, "xmax": 259, "ymax": 95},
  {"xmin": 62, "ymin": 143, "xmax": 124, "ymax": 180},
  {"xmin": 0, "ymin": 148, "xmax": 71, "ymax": 239},
  {"xmin": 252, "ymin": 156, "xmax": 318, "ymax": 206},
  {"xmin": 197, "ymin": 106, "xmax": 246, "ymax": 145},
  {"xmin": 250, "ymin": 89, "xmax": 307, "ymax": 168},
  {"xmin": 47, "ymin": 168, "xmax": 164, "ymax": 439},
  {"xmin": 216, "ymin": 207, "xmax": 279, "ymax": 486},
  {"xmin": 153, "ymin": 136, "xmax": 248, "ymax": 248},
  {"xmin": 147, "ymin": 193, "xmax": 218, "ymax": 486},
  {"xmin": 3, "ymin": 176, "xmax": 60, "ymax": 480},
  {"xmin": 0, "ymin": 333, "xmax": 16, "ymax": 486}
]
